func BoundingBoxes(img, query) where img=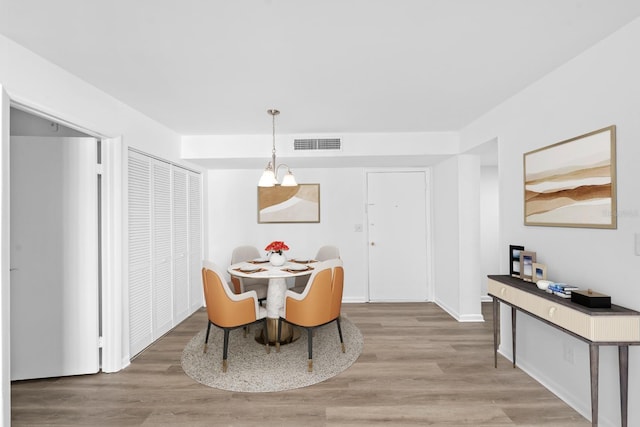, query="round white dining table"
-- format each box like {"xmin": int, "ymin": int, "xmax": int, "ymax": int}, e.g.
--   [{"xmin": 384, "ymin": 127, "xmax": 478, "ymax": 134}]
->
[{"xmin": 228, "ymin": 259, "xmax": 317, "ymax": 343}]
